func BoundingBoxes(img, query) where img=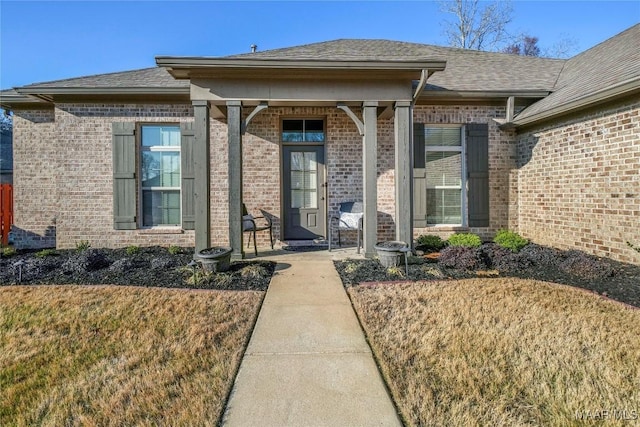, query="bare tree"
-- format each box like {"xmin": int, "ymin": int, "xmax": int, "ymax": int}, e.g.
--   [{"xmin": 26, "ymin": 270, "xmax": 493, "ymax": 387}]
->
[
  {"xmin": 0, "ymin": 111, "xmax": 11, "ymax": 133},
  {"xmin": 439, "ymin": 0, "xmax": 514, "ymax": 51},
  {"xmin": 542, "ymin": 34, "xmax": 579, "ymax": 58},
  {"xmin": 503, "ymin": 35, "xmax": 541, "ymax": 56}
]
